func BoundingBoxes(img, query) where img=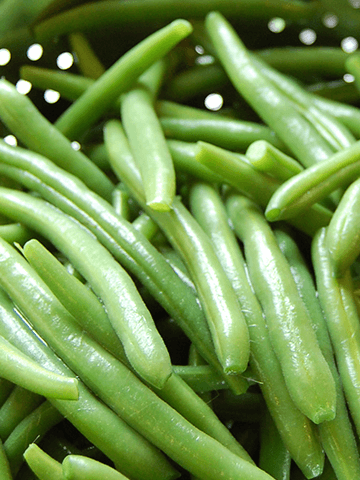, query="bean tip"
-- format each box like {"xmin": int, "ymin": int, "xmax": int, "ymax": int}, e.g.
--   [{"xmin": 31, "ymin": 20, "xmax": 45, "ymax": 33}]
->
[{"xmin": 265, "ymin": 207, "xmax": 281, "ymax": 222}]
